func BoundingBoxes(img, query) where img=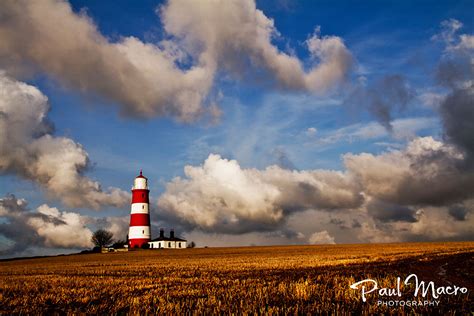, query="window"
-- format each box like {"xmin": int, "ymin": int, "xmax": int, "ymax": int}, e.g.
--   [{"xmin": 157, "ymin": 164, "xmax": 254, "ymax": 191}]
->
[
  {"xmin": 168, "ymin": 242, "xmax": 171, "ymax": 247},
  {"xmin": 178, "ymin": 243, "xmax": 181, "ymax": 248}
]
